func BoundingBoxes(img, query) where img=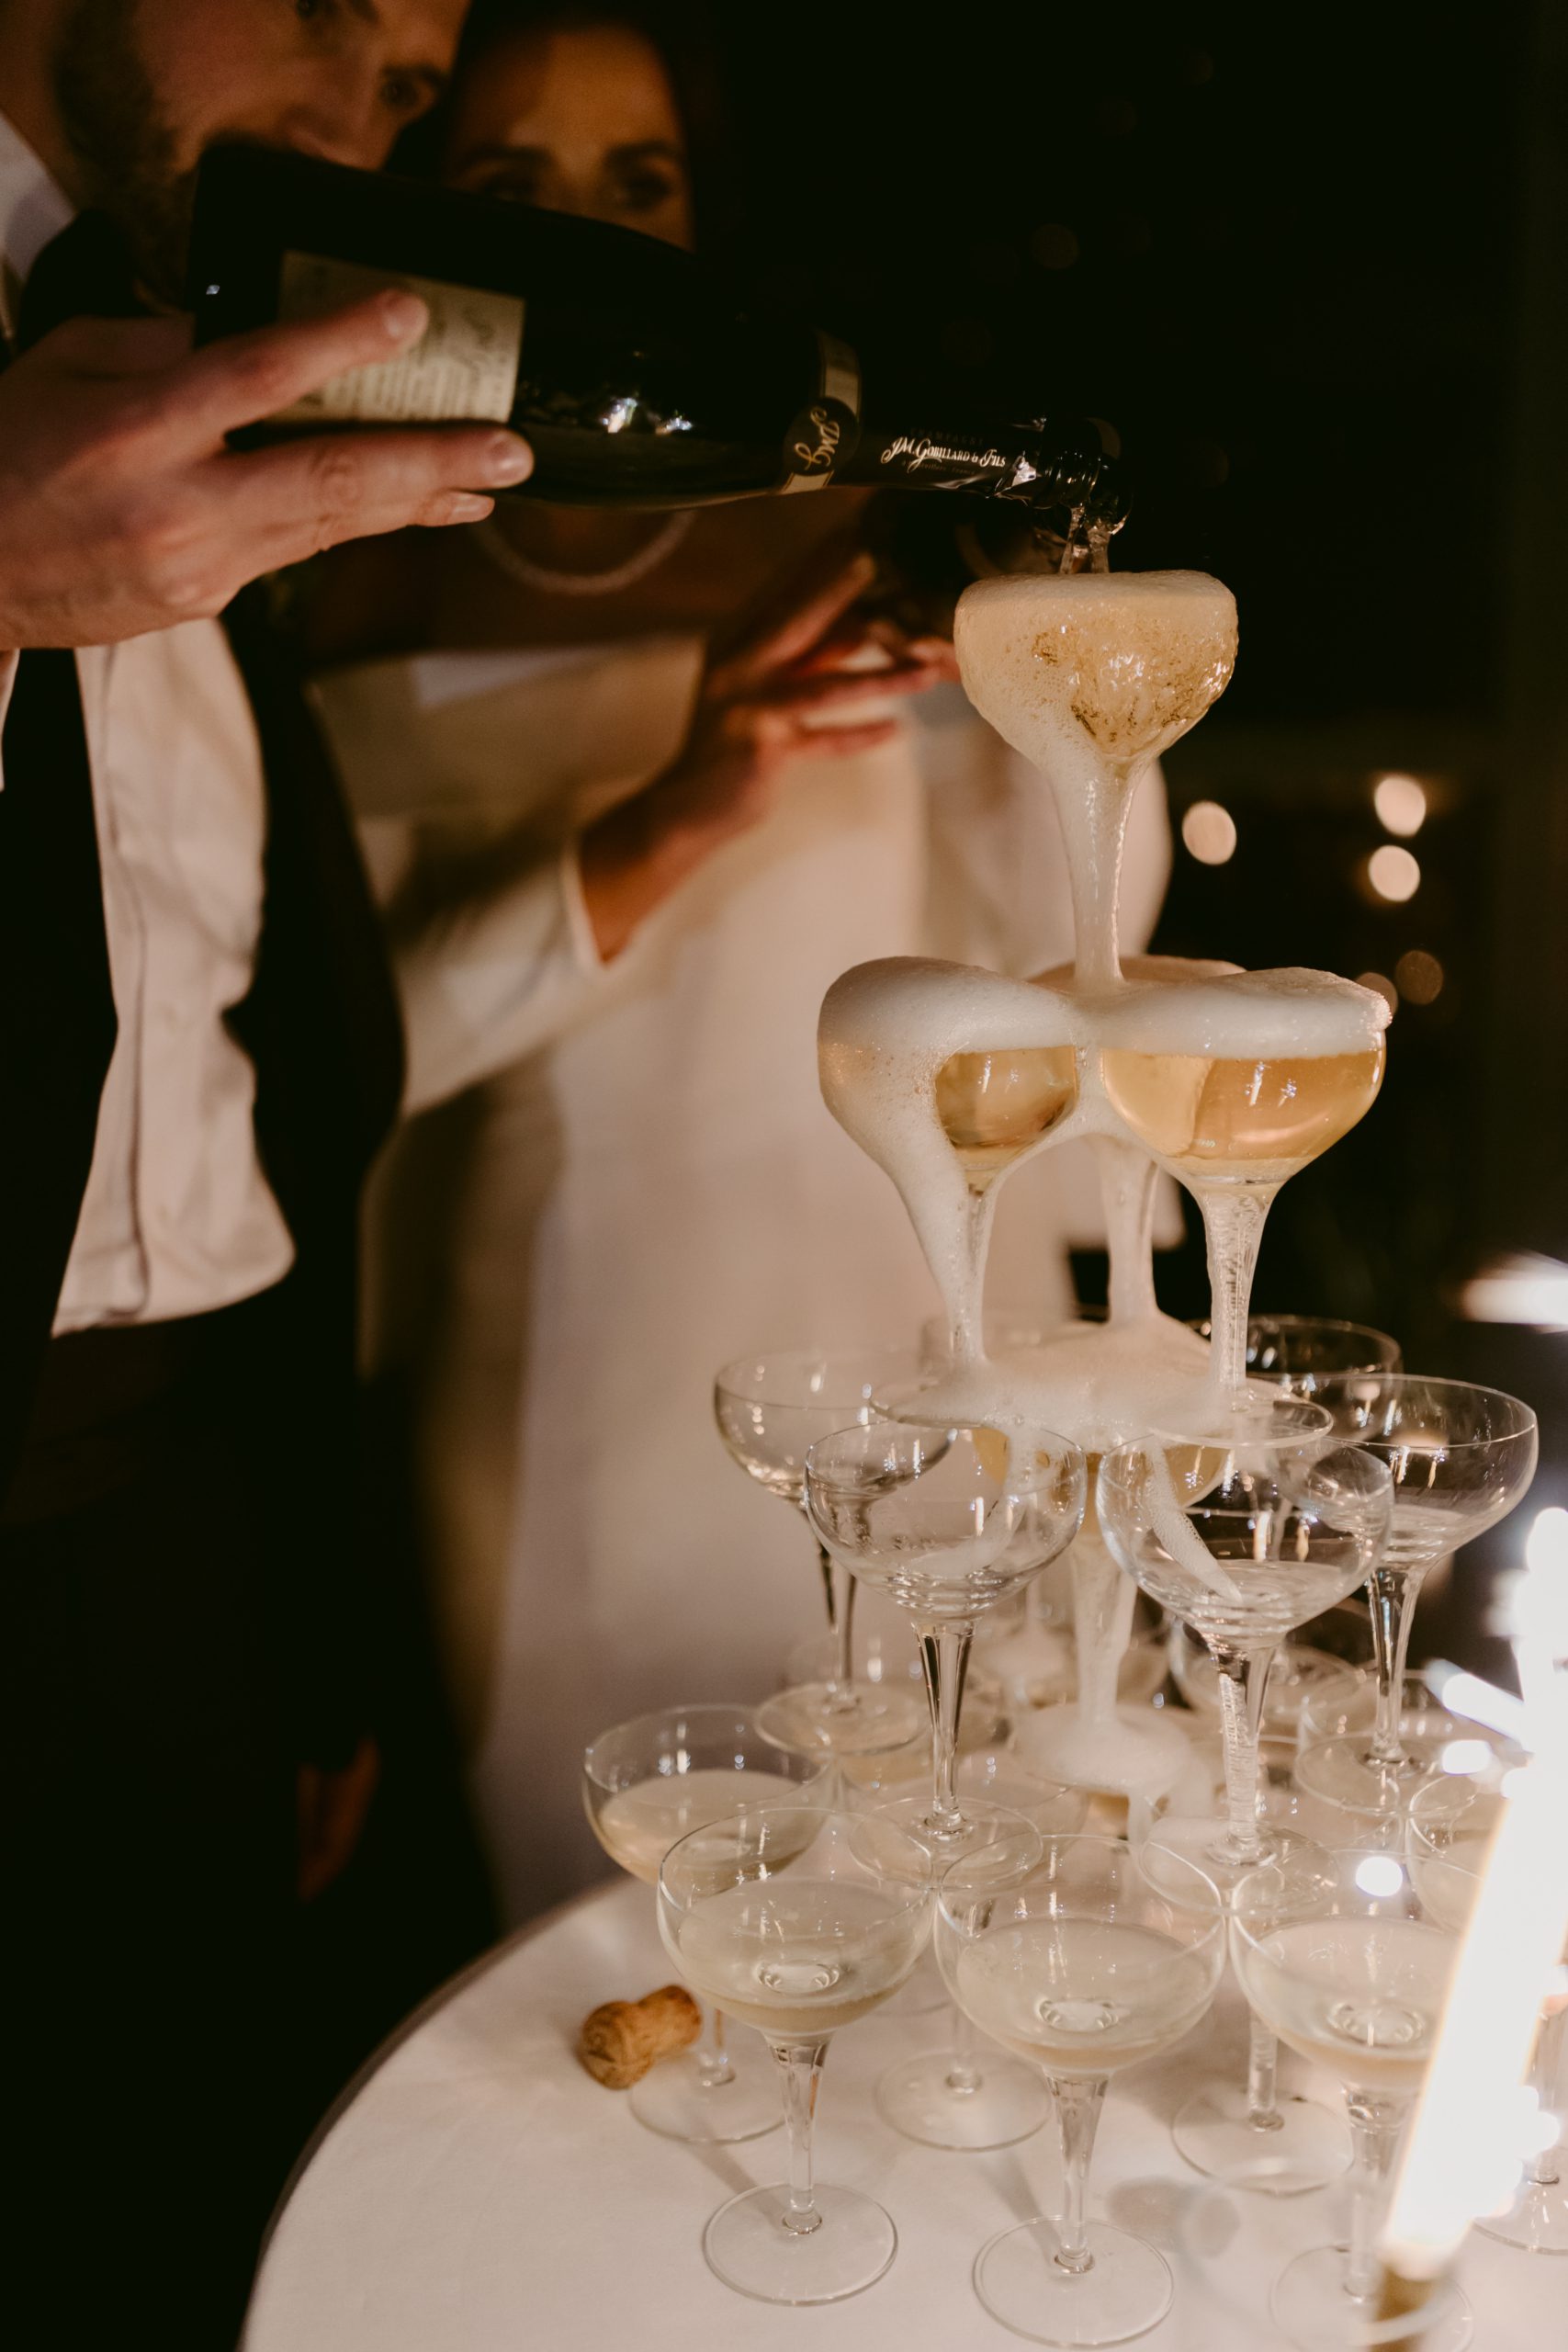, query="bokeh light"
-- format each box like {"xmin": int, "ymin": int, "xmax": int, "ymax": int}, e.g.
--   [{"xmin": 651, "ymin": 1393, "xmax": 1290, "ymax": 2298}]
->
[
  {"xmin": 1358, "ymin": 972, "xmax": 1399, "ymax": 1016},
  {"xmin": 1395, "ymin": 949, "xmax": 1444, "ymax": 1003},
  {"xmin": 1180, "ymin": 800, "xmax": 1237, "ymax": 864},
  {"xmin": 1373, "ymin": 773, "xmax": 1428, "ymax": 835},
  {"xmin": 1367, "ymin": 844, "xmax": 1421, "ymax": 902}
]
